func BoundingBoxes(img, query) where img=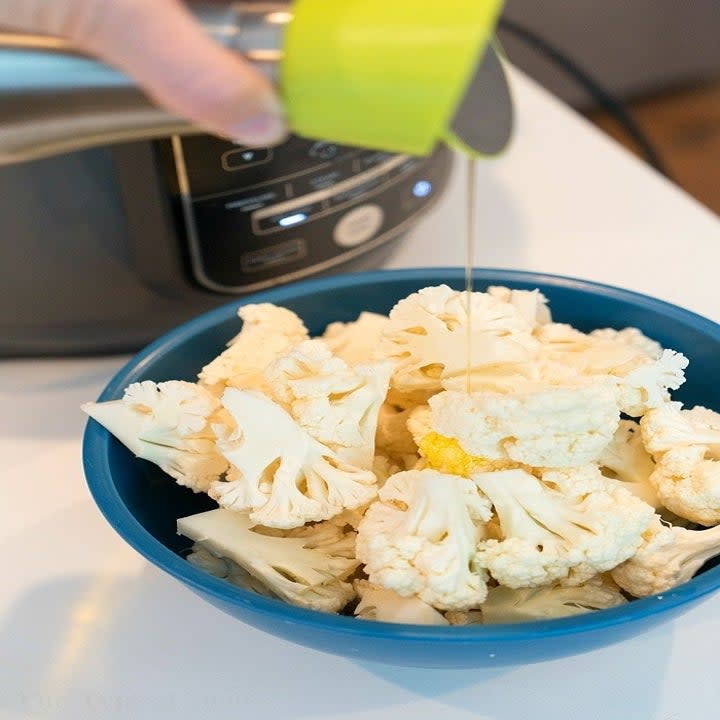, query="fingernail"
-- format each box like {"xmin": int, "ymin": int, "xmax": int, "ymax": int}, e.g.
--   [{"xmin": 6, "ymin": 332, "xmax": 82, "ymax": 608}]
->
[{"xmin": 231, "ymin": 112, "xmax": 288, "ymax": 147}]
